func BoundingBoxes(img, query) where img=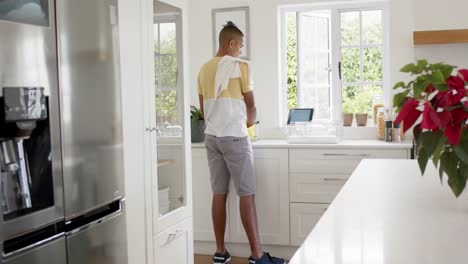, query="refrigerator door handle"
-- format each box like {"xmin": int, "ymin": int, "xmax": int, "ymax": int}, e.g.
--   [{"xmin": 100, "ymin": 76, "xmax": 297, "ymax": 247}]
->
[
  {"xmin": 65, "ymin": 201, "xmax": 123, "ymax": 236},
  {"xmin": 2, "ymin": 232, "xmax": 65, "ymax": 259}
]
